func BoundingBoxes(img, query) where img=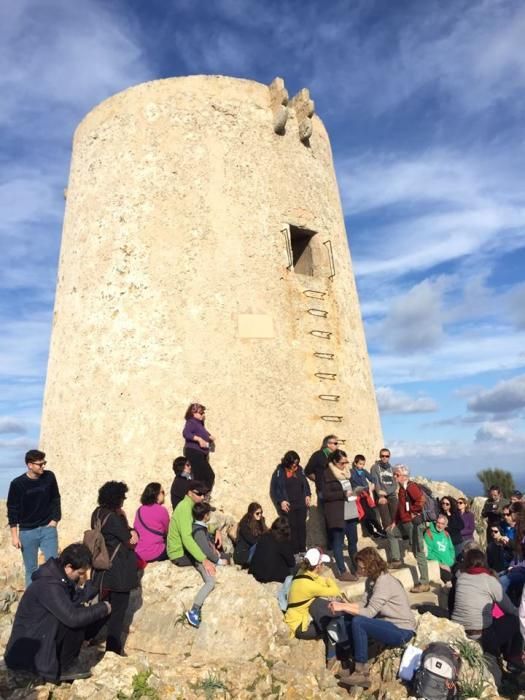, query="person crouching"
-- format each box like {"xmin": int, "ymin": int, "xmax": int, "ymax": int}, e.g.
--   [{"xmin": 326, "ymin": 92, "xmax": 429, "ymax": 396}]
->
[{"xmin": 4, "ymin": 543, "xmax": 110, "ymax": 682}]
